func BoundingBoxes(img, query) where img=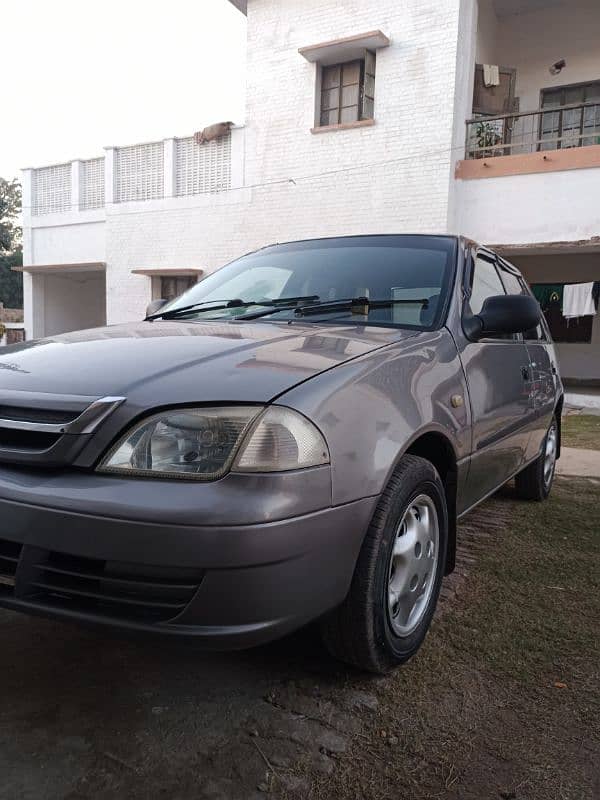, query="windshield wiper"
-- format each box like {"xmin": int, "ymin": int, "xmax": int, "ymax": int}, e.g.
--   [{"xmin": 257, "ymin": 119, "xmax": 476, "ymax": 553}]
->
[
  {"xmin": 147, "ymin": 295, "xmax": 321, "ymax": 321},
  {"xmin": 293, "ymin": 297, "xmax": 429, "ymax": 317},
  {"xmin": 147, "ymin": 298, "xmax": 250, "ymax": 321},
  {"xmin": 234, "ymin": 296, "xmax": 429, "ymax": 323},
  {"xmin": 232, "ymin": 296, "xmax": 321, "ymax": 321}
]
